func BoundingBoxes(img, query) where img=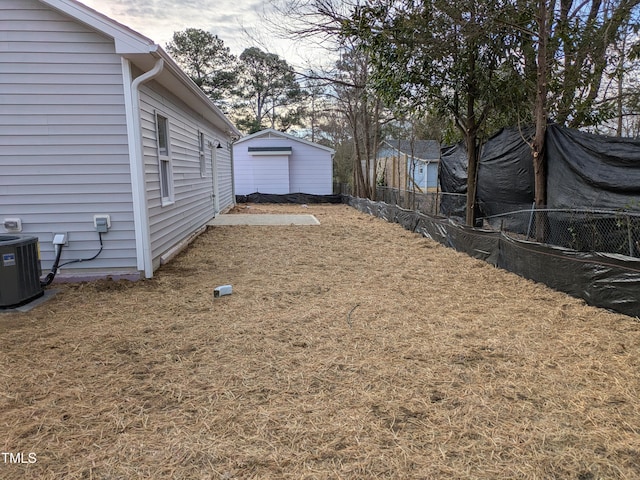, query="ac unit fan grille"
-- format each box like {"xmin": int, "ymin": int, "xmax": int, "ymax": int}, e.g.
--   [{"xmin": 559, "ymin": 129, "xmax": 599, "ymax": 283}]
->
[{"xmin": 0, "ymin": 236, "xmax": 43, "ymax": 308}]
